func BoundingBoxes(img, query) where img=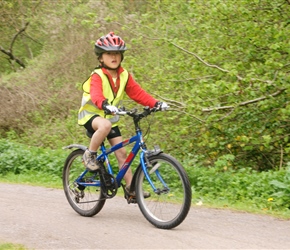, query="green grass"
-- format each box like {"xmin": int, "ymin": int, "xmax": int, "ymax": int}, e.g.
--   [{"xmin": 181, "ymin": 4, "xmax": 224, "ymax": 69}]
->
[
  {"xmin": 191, "ymin": 196, "xmax": 290, "ymax": 220},
  {"xmin": 0, "ymin": 172, "xmax": 62, "ymax": 189},
  {"xmin": 0, "ymin": 242, "xmax": 28, "ymax": 250}
]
